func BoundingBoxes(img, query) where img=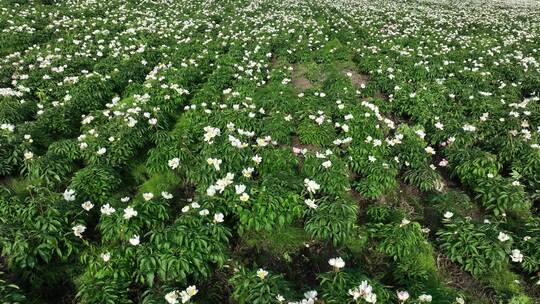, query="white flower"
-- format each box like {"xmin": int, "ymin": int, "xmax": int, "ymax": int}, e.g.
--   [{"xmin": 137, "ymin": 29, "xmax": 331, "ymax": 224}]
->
[
  {"xmin": 510, "ymin": 249, "xmax": 523, "ymax": 262},
  {"xmin": 276, "ymin": 294, "xmax": 285, "ymax": 302},
  {"xmin": 100, "ymin": 203, "xmax": 116, "ymax": 215},
  {"xmin": 207, "ymin": 158, "xmax": 222, "ymax": 171},
  {"xmin": 182, "ymin": 206, "xmax": 190, "ymax": 213},
  {"xmin": 97, "ymin": 147, "xmax": 107, "ymax": 155},
  {"xmin": 207, "ymin": 185, "xmax": 217, "ymax": 197},
  {"xmin": 162, "ymin": 191, "xmax": 173, "ymax": 199},
  {"xmin": 100, "ymin": 252, "xmax": 111, "ymax": 262},
  {"xmin": 213, "ymin": 213, "xmax": 224, "ymax": 223},
  {"xmin": 418, "ymin": 294, "xmax": 432, "ymax": 302},
  {"xmin": 63, "ymin": 189, "xmax": 76, "ymax": 201},
  {"xmin": 168, "ymin": 158, "xmax": 180, "ymax": 169},
  {"xmin": 256, "ymin": 268, "xmax": 269, "ymax": 280},
  {"xmin": 203, "ymin": 126, "xmax": 221, "ymax": 144},
  {"xmin": 185, "ymin": 285, "xmax": 198, "ymax": 297},
  {"xmin": 239, "ymin": 193, "xmax": 250, "ymax": 202},
  {"xmin": 235, "ymin": 184, "xmax": 246, "ymax": 194},
  {"xmin": 425, "ymin": 146, "xmax": 436, "ymax": 155},
  {"xmin": 242, "ymin": 167, "xmax": 254, "ymax": 178},
  {"xmin": 24, "ymin": 150, "xmax": 33, "ymax": 160},
  {"xmin": 252, "ymin": 155, "xmax": 262, "ymax": 164},
  {"xmin": 463, "ymin": 124, "xmax": 476, "ymax": 132},
  {"xmin": 123, "ymin": 206, "xmax": 138, "ymax": 219},
  {"xmin": 349, "ymin": 280, "xmax": 376, "ymax": 303},
  {"xmin": 397, "ymin": 291, "xmax": 410, "ymax": 301},
  {"xmin": 365, "ymin": 293, "xmax": 377, "ymax": 303},
  {"xmin": 165, "ymin": 291, "xmax": 179, "ymax": 304},
  {"xmin": 304, "ymin": 199, "xmax": 318, "ymax": 209},
  {"xmin": 81, "ymin": 201, "xmax": 94, "ymax": 211},
  {"xmin": 72, "ymin": 224, "xmax": 86, "ymax": 238},
  {"xmin": 304, "ymin": 290, "xmax": 317, "ymax": 299},
  {"xmin": 143, "ymin": 192, "xmax": 154, "ymax": 201},
  {"xmin": 199, "ymin": 209, "xmax": 209, "ymax": 216},
  {"xmin": 129, "ymin": 235, "xmax": 140, "ymax": 246},
  {"xmin": 443, "ymin": 211, "xmax": 454, "ymax": 219},
  {"xmin": 400, "ymin": 218, "xmax": 410, "ymax": 227},
  {"xmin": 456, "ymin": 297, "xmax": 465, "ymax": 304},
  {"xmin": 322, "ymin": 160, "xmax": 332, "ymax": 168},
  {"xmin": 328, "ymin": 257, "xmax": 345, "ymax": 269},
  {"xmin": 498, "ymin": 232, "xmax": 510, "ymax": 242},
  {"xmin": 304, "ymin": 179, "xmax": 320, "ymax": 194}
]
